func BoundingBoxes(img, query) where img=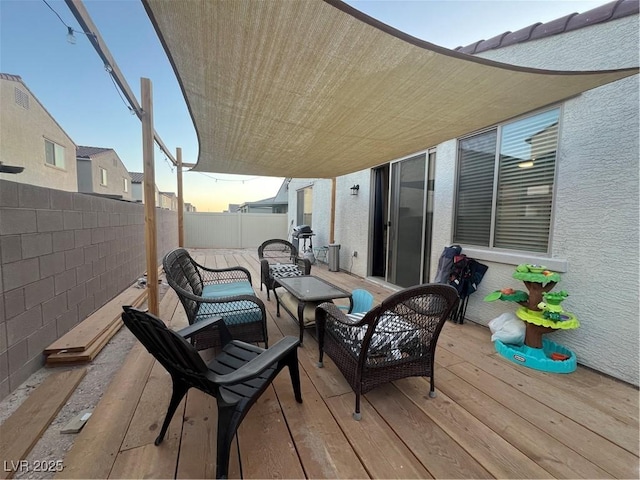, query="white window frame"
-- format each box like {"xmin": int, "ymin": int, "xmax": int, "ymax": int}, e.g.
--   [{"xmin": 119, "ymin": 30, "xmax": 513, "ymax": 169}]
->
[
  {"xmin": 100, "ymin": 167, "xmax": 108, "ymax": 186},
  {"xmin": 123, "ymin": 177, "xmax": 129, "ymax": 192},
  {"xmin": 296, "ymin": 186, "xmax": 313, "ymax": 226},
  {"xmin": 453, "ymin": 107, "xmax": 561, "ymax": 256},
  {"xmin": 44, "ymin": 139, "xmax": 65, "ymax": 169}
]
